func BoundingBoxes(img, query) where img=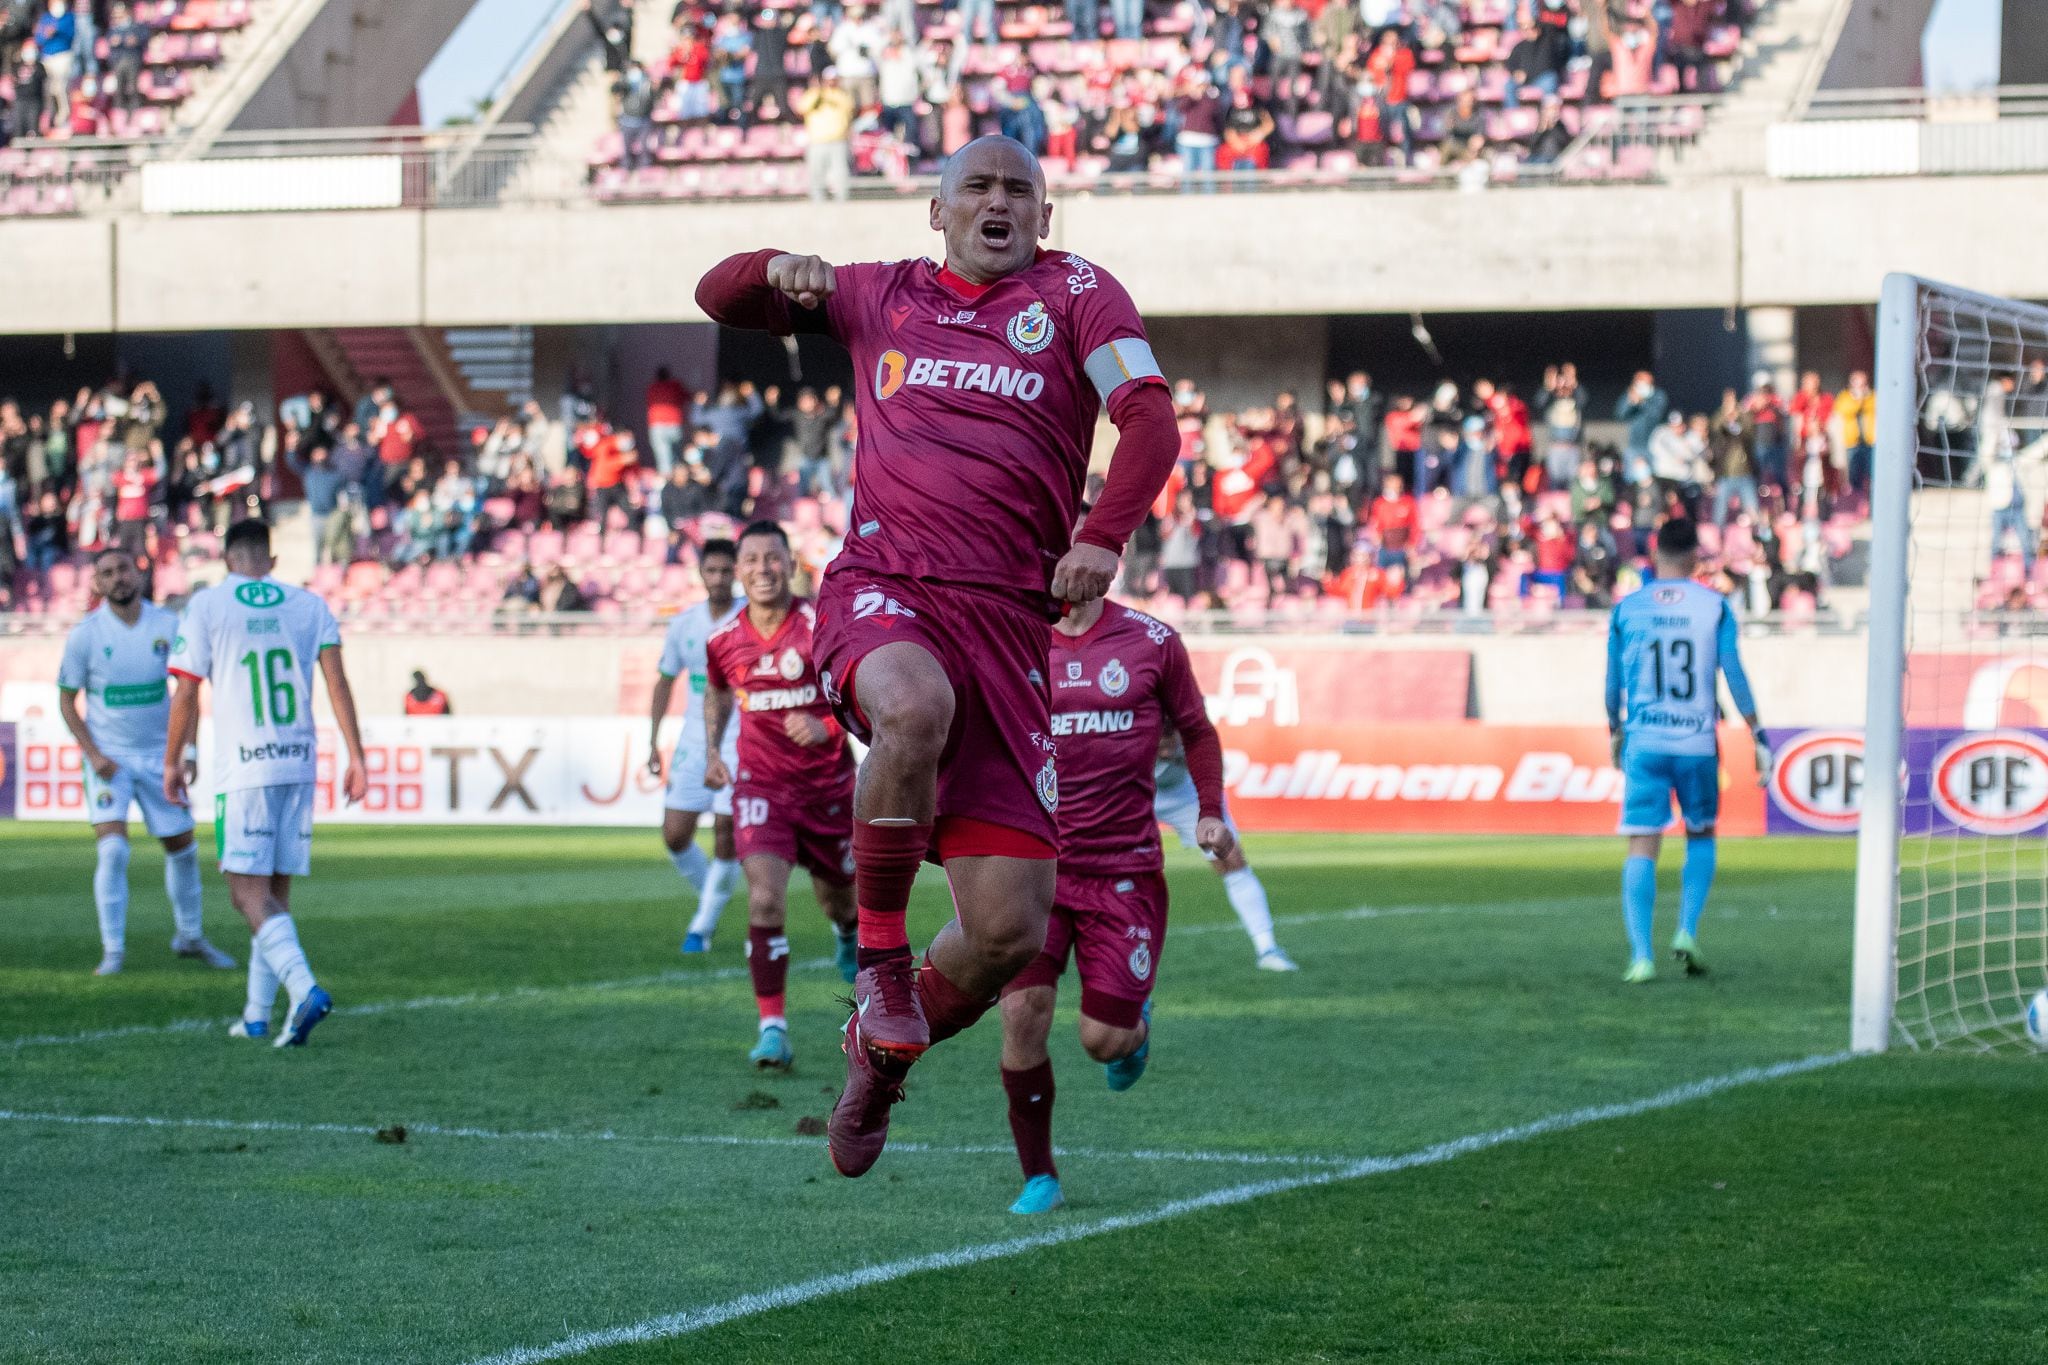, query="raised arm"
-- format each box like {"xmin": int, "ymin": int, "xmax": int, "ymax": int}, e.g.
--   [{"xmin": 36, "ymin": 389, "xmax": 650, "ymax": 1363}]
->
[
  {"xmin": 317, "ymin": 645, "xmax": 368, "ymax": 805},
  {"xmin": 695, "ymin": 249, "xmax": 837, "ymax": 335}
]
